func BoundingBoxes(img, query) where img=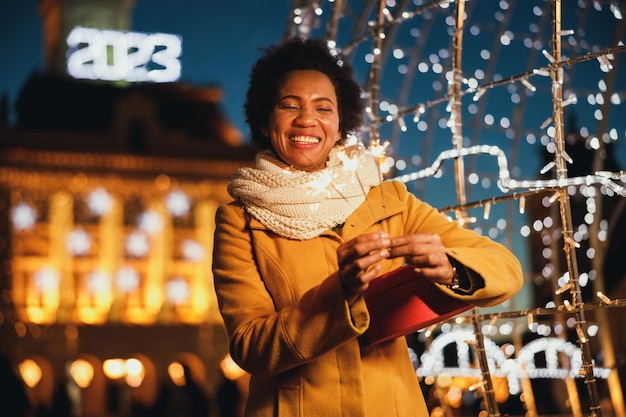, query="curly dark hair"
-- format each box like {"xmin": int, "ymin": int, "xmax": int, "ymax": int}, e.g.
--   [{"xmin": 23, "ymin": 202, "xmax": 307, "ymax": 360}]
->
[{"xmin": 244, "ymin": 37, "xmax": 364, "ymax": 150}]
